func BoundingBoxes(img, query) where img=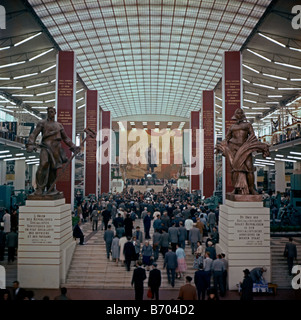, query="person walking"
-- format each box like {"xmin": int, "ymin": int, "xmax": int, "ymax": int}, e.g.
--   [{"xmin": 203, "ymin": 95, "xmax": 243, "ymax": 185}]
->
[
  {"xmin": 283, "ymin": 237, "xmax": 297, "ymax": 275},
  {"xmin": 141, "ymin": 240, "xmax": 153, "ymax": 271},
  {"xmin": 91, "ymin": 208, "xmax": 99, "ymax": 231},
  {"xmin": 178, "ymin": 221, "xmax": 186, "ymax": 249},
  {"xmin": 211, "ymin": 254, "xmax": 225, "ymax": 297},
  {"xmin": 189, "ymin": 224, "xmax": 201, "ymax": 255},
  {"xmin": 6, "ymin": 228, "xmax": 18, "ymax": 263},
  {"xmin": 104, "ymin": 224, "xmax": 114, "ymax": 259},
  {"xmin": 131, "ymin": 260, "xmax": 147, "ymax": 300},
  {"xmin": 152, "ymin": 229, "xmax": 161, "ymax": 262},
  {"xmin": 159, "ymin": 229, "xmax": 169, "ymax": 258},
  {"xmin": 194, "ymin": 263, "xmax": 208, "ymax": 300},
  {"xmin": 176, "ymin": 243, "xmax": 187, "ymax": 279},
  {"xmin": 3, "ymin": 210, "xmax": 11, "ymax": 233},
  {"xmin": 177, "ymin": 276, "xmax": 197, "ymax": 300},
  {"xmin": 207, "ymin": 210, "xmax": 216, "ymax": 233},
  {"xmin": 111, "ymin": 235, "xmax": 120, "ymax": 265},
  {"xmin": 184, "ymin": 216, "xmax": 194, "ymax": 244},
  {"xmin": 148, "ymin": 262, "xmax": 161, "ymax": 300},
  {"xmin": 119, "ymin": 234, "xmax": 127, "ymax": 266},
  {"xmin": 0, "ymin": 226, "xmax": 6, "ymax": 261},
  {"xmin": 168, "ymin": 222, "xmax": 179, "ymax": 252},
  {"xmin": 102, "ymin": 206, "xmax": 111, "ymax": 231},
  {"xmin": 124, "ymin": 213, "xmax": 134, "ymax": 238},
  {"xmin": 203, "ymin": 251, "xmax": 213, "ymax": 291},
  {"xmin": 143, "ymin": 211, "xmax": 152, "ymax": 240},
  {"xmin": 163, "ymin": 247, "xmax": 178, "ymax": 287},
  {"xmin": 240, "ymin": 269, "xmax": 253, "ymax": 301},
  {"xmin": 124, "ymin": 236, "xmax": 136, "ymax": 271}
]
